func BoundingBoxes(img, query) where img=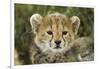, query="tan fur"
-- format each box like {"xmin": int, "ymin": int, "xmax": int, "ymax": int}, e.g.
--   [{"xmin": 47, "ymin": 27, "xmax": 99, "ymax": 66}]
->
[
  {"xmin": 30, "ymin": 13, "xmax": 80, "ymax": 53},
  {"xmin": 29, "ymin": 13, "xmax": 81, "ymax": 63}
]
